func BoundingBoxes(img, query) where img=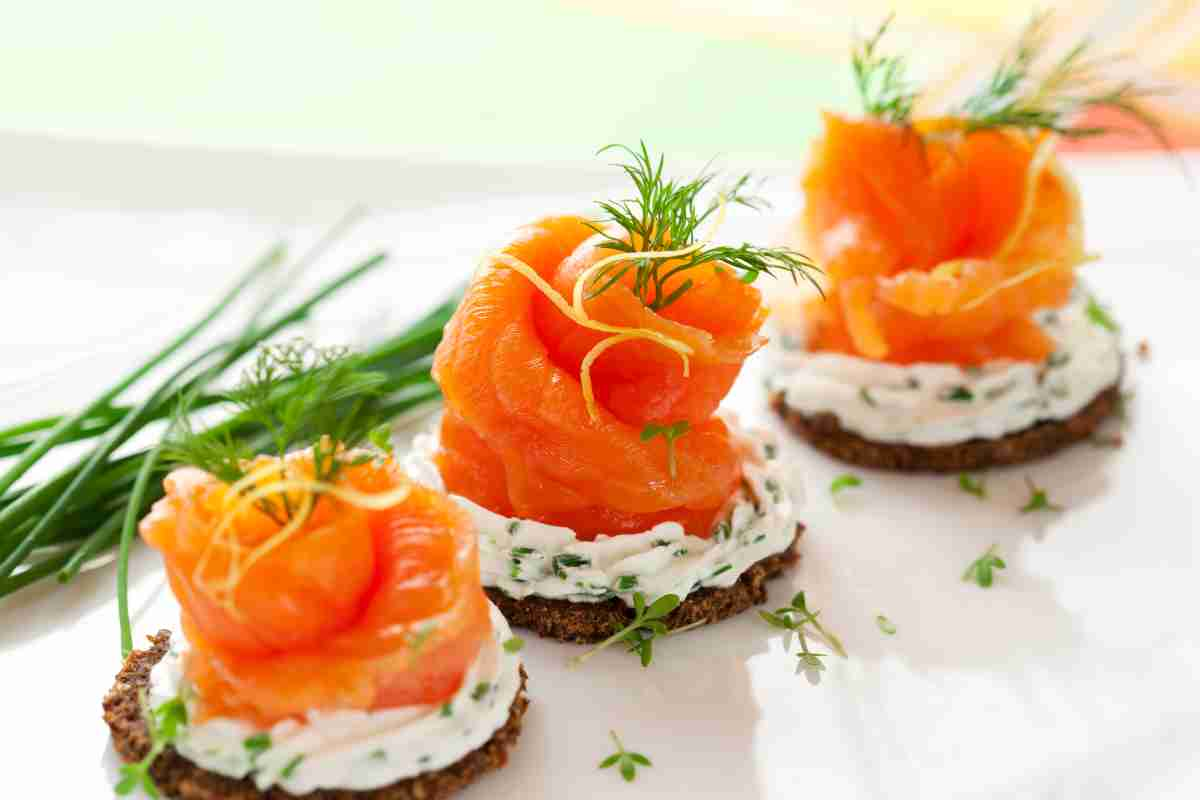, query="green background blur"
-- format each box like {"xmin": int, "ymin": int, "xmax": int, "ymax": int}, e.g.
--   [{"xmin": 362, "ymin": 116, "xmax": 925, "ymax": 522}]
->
[
  {"xmin": 0, "ymin": 2, "xmax": 855, "ymax": 164},
  {"xmin": 3, "ymin": 1, "xmax": 1193, "ymax": 166}
]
